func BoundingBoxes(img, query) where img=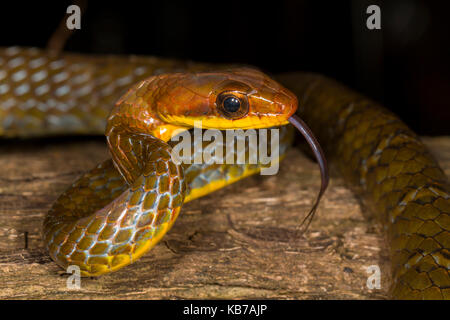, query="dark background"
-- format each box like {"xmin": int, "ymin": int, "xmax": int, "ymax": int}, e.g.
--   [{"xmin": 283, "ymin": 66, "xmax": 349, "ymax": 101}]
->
[{"xmin": 1, "ymin": 0, "xmax": 449, "ymax": 135}]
